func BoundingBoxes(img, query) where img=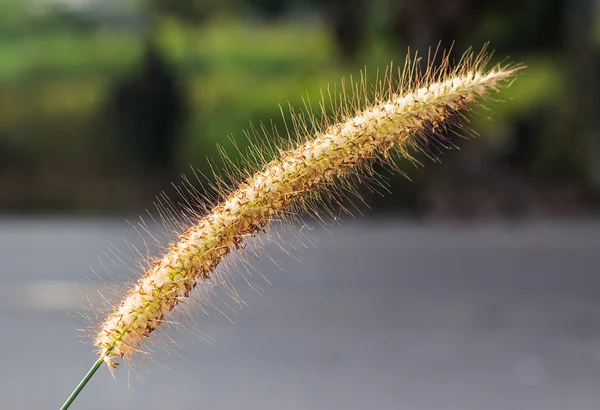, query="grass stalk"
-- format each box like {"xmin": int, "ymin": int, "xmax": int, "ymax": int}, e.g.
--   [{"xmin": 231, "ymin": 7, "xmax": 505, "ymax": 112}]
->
[
  {"xmin": 61, "ymin": 46, "xmax": 522, "ymax": 408},
  {"xmin": 60, "ymin": 350, "xmax": 110, "ymax": 410}
]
